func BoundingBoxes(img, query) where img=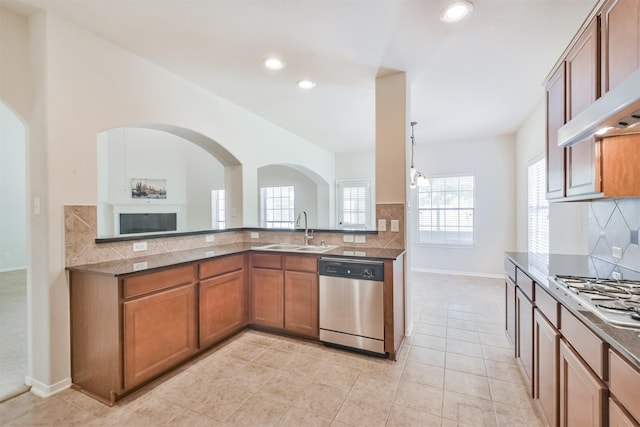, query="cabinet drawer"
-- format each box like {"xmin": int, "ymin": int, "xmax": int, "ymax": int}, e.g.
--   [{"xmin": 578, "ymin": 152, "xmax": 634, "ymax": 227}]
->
[
  {"xmin": 609, "ymin": 349, "xmax": 640, "ymax": 422},
  {"xmin": 284, "ymin": 255, "xmax": 317, "ymax": 273},
  {"xmin": 199, "ymin": 254, "xmax": 244, "ymax": 279},
  {"xmin": 251, "ymin": 254, "xmax": 282, "ymax": 270},
  {"xmin": 505, "ymin": 258, "xmax": 516, "ymax": 282},
  {"xmin": 123, "ymin": 265, "xmax": 196, "ymax": 299},
  {"xmin": 560, "ymin": 306, "xmax": 605, "ymax": 379},
  {"xmin": 516, "ymin": 268, "xmax": 534, "ymax": 301},
  {"xmin": 535, "ymin": 285, "xmax": 559, "ymax": 328}
]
